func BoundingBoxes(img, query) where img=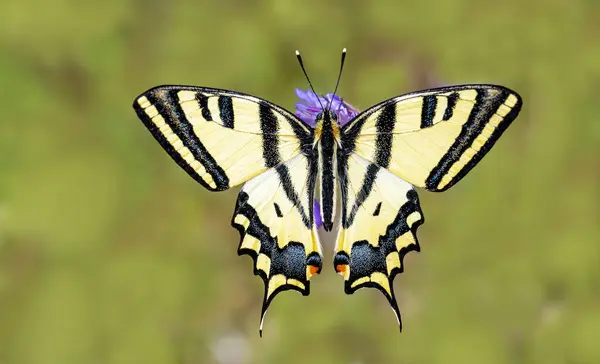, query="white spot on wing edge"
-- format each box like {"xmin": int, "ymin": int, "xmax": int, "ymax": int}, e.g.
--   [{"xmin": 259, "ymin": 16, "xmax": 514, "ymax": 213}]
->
[
  {"xmin": 177, "ymin": 90, "xmax": 197, "ymax": 102},
  {"xmin": 505, "ymin": 93, "xmax": 519, "ymax": 108},
  {"xmin": 405, "ymin": 211, "xmax": 422, "ymax": 227},
  {"xmin": 137, "ymin": 96, "xmax": 151, "ymax": 108}
]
